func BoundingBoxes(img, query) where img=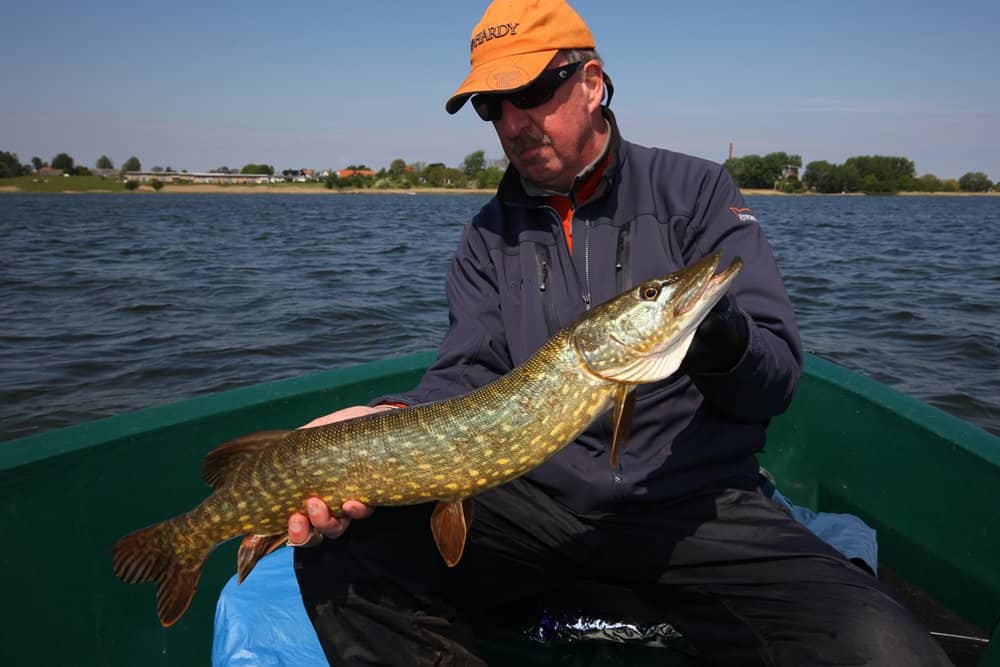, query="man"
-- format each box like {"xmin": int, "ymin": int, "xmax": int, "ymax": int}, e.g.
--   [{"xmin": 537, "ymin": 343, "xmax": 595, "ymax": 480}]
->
[{"xmin": 288, "ymin": 1, "xmax": 950, "ymax": 664}]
